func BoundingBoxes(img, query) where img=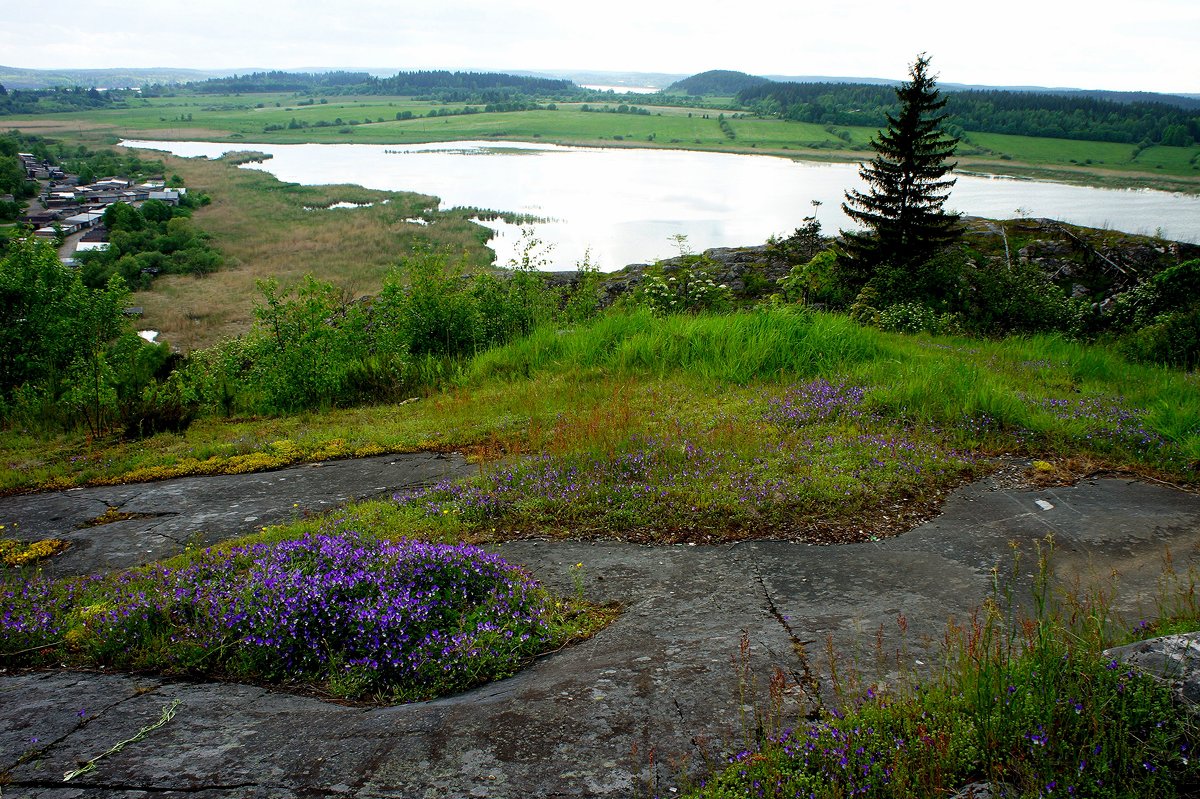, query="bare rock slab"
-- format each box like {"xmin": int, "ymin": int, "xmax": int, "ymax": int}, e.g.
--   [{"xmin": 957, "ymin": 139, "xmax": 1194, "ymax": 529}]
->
[
  {"xmin": 1, "ymin": 472, "xmax": 1200, "ymax": 796},
  {"xmin": 0, "ymin": 452, "xmax": 475, "ymax": 575}
]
